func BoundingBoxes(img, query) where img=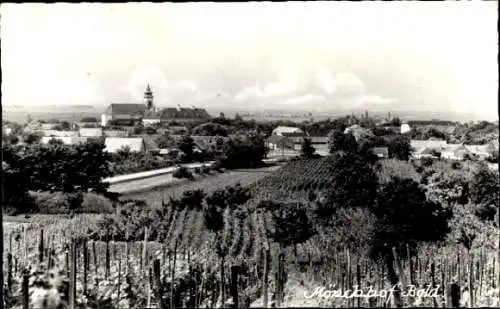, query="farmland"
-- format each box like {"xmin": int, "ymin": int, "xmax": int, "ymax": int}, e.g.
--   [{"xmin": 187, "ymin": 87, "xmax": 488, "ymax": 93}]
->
[{"xmin": 3, "ymin": 156, "xmax": 500, "ymax": 308}]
